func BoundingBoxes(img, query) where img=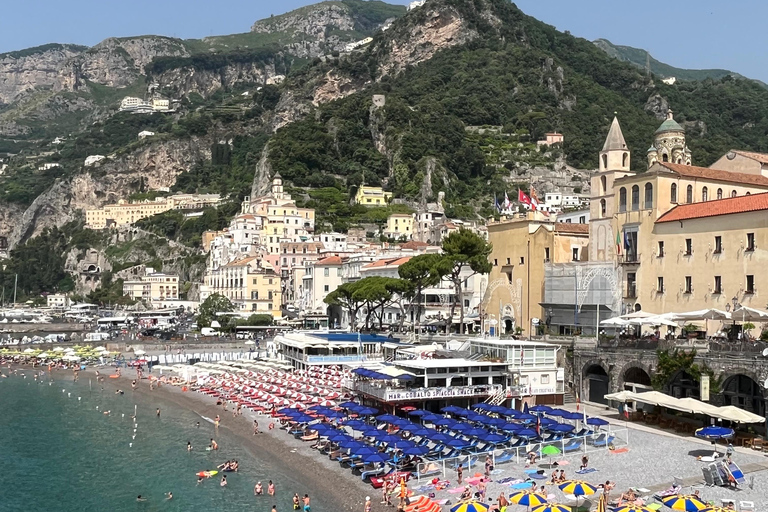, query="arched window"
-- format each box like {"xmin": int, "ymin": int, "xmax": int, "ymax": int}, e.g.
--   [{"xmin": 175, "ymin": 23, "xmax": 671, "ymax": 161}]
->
[
  {"xmin": 619, "ymin": 187, "xmax": 627, "ymax": 212},
  {"xmin": 686, "ymin": 185, "xmax": 693, "ymax": 203},
  {"xmin": 702, "ymin": 187, "xmax": 708, "ymax": 202},
  {"xmin": 671, "ymin": 183, "xmax": 677, "ymax": 203},
  {"xmin": 600, "ymin": 199, "xmax": 606, "ymax": 217},
  {"xmin": 677, "ymin": 158, "xmax": 682, "ymax": 164},
  {"xmin": 644, "ymin": 182, "xmax": 653, "ymax": 209},
  {"xmin": 631, "ymin": 185, "xmax": 640, "ymax": 210},
  {"xmin": 662, "ymin": 153, "xmax": 669, "ymax": 162},
  {"xmin": 600, "ymin": 175, "xmax": 607, "ymax": 194},
  {"xmin": 717, "ymin": 188, "xmax": 723, "ymax": 200},
  {"xmin": 601, "ymin": 154, "xmax": 608, "ymax": 169},
  {"xmin": 732, "ymin": 190, "xmax": 738, "ymax": 197},
  {"xmin": 746, "ymin": 192, "xmax": 751, "ymax": 196},
  {"xmin": 622, "ymin": 153, "xmax": 628, "ymax": 167}
]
